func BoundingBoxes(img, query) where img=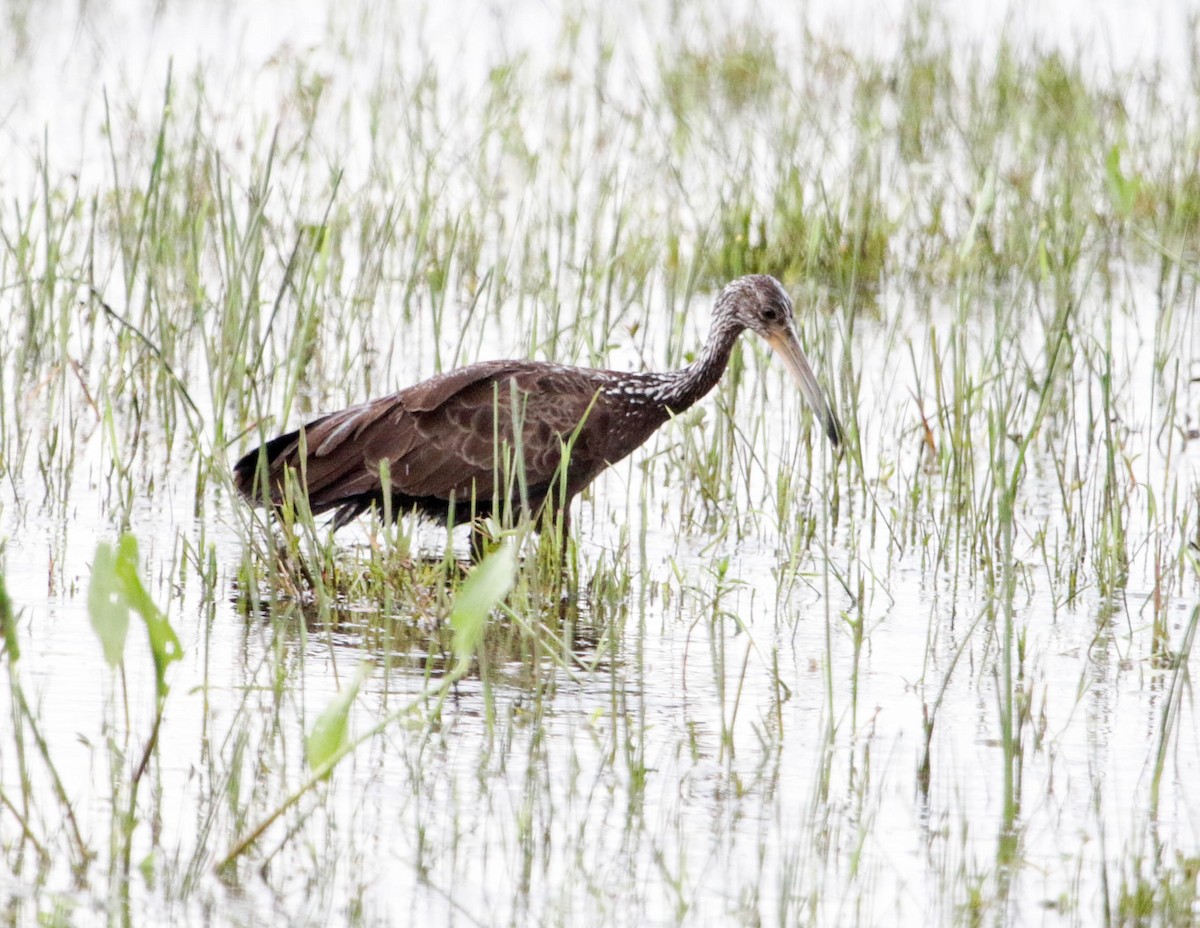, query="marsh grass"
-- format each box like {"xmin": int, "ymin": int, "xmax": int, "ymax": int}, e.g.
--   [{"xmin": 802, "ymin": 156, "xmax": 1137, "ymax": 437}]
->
[{"xmin": 1, "ymin": 2, "xmax": 1199, "ymax": 925}]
